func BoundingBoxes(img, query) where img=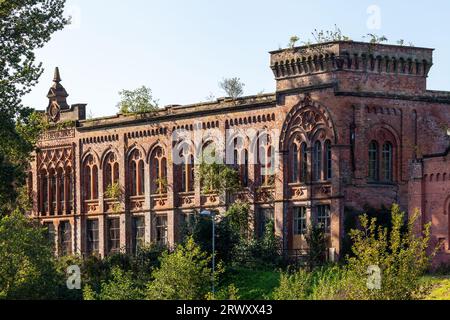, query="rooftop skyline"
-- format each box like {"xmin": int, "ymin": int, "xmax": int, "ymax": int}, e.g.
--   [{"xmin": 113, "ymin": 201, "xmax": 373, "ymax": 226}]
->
[{"xmin": 22, "ymin": 0, "xmax": 450, "ymax": 117}]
